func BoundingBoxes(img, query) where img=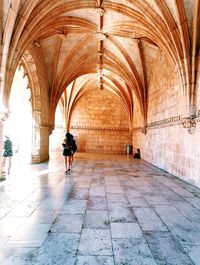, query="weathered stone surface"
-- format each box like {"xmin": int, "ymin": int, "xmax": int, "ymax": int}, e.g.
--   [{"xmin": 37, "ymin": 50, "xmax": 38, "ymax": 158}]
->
[{"xmin": 1, "ymin": 152, "xmax": 200, "ymax": 264}]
